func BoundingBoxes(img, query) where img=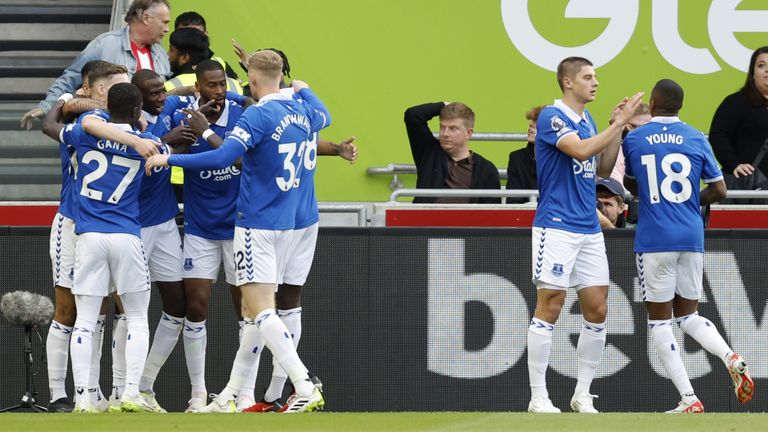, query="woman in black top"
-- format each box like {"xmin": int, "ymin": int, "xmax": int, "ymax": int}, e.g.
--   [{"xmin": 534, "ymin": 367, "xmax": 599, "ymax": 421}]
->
[{"xmin": 709, "ymin": 46, "xmax": 768, "ymax": 180}]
